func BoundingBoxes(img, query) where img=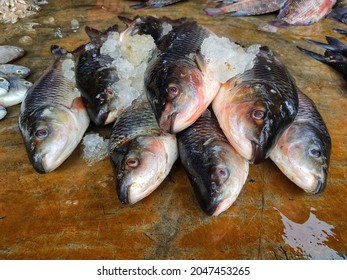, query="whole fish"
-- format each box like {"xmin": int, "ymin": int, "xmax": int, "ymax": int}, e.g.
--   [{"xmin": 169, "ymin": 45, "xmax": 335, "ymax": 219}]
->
[
  {"xmin": 0, "ymin": 105, "xmax": 6, "ymax": 120},
  {"xmin": 204, "ymin": 0, "xmax": 286, "ymax": 17},
  {"xmin": 272, "ymin": 0, "xmax": 336, "ymax": 26},
  {"xmin": 130, "ymin": 0, "xmax": 184, "ymax": 9},
  {"xmin": 270, "ymin": 89, "xmax": 331, "ymax": 194},
  {"xmin": 109, "ymin": 98, "xmax": 178, "ymax": 205},
  {"xmin": 0, "ymin": 75, "xmax": 10, "ymax": 96},
  {"xmin": 0, "ymin": 64, "xmax": 31, "ymax": 78},
  {"xmin": 75, "ymin": 24, "xmax": 120, "ymax": 126},
  {"xmin": 212, "ymin": 46, "xmax": 298, "ymax": 164},
  {"xmin": 0, "ymin": 75, "xmax": 32, "ymax": 107},
  {"xmin": 0, "ymin": 46, "xmax": 25, "ymax": 64},
  {"xmin": 177, "ymin": 108, "xmax": 249, "ymax": 216},
  {"xmin": 19, "ymin": 45, "xmax": 90, "ymax": 173},
  {"xmin": 297, "ymin": 36, "xmax": 347, "ymax": 80},
  {"xmin": 145, "ymin": 21, "xmax": 221, "ymax": 134}
]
